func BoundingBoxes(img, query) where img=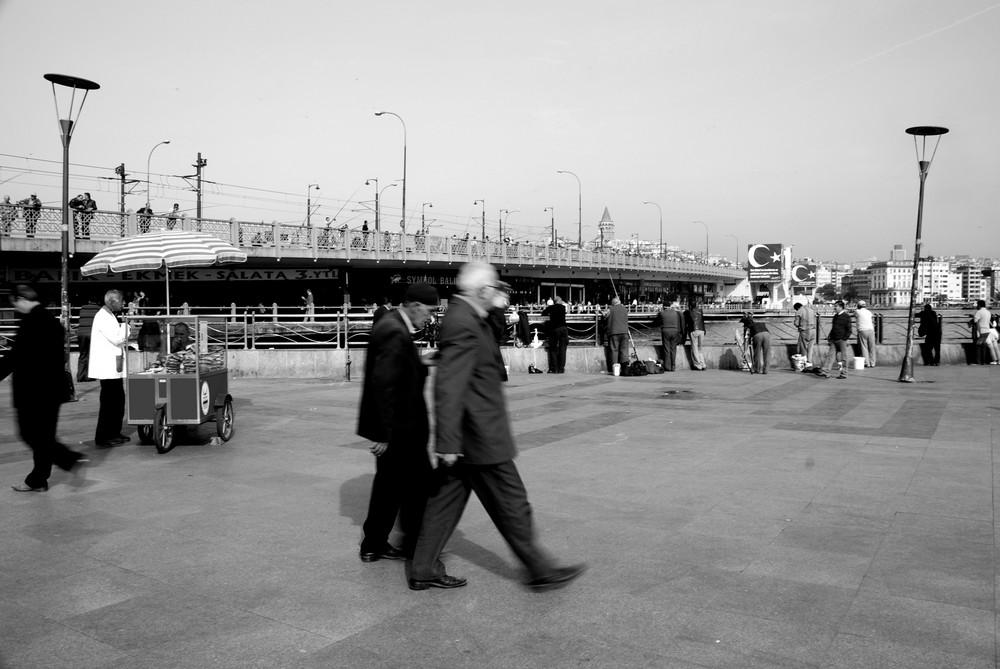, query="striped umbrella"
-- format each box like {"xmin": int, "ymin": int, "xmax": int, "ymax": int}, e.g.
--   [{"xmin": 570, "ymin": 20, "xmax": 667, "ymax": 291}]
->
[{"xmin": 80, "ymin": 229, "xmax": 247, "ymax": 311}]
